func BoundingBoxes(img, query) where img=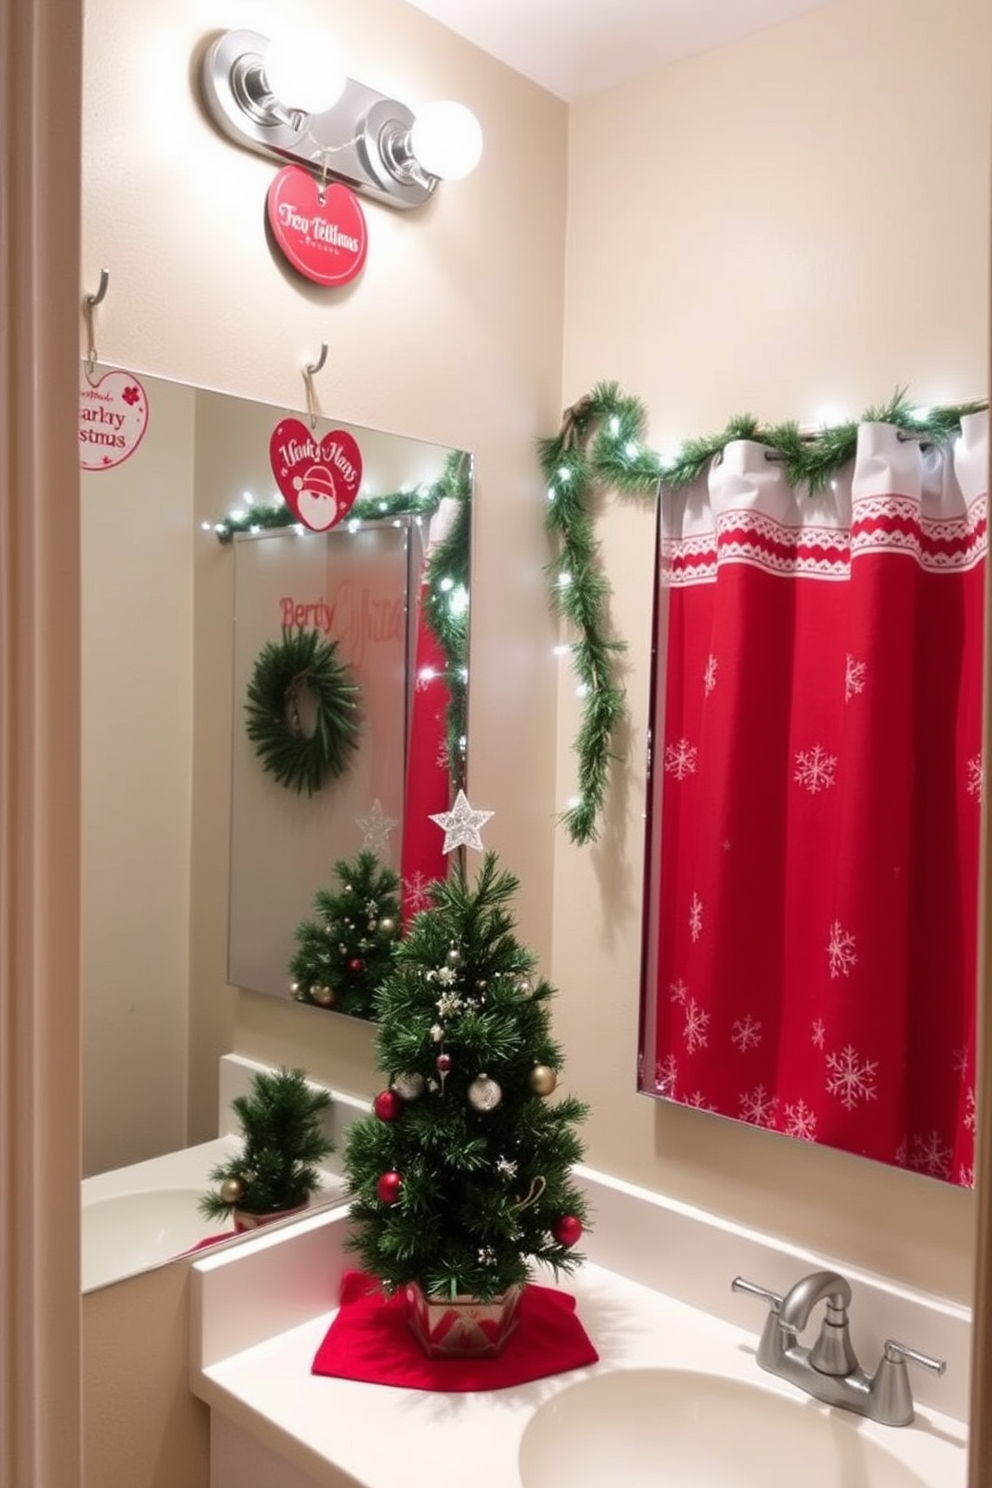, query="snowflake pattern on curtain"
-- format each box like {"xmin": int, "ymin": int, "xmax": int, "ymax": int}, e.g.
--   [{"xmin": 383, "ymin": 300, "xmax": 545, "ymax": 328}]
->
[{"xmin": 640, "ymin": 416, "xmax": 988, "ymax": 1187}]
